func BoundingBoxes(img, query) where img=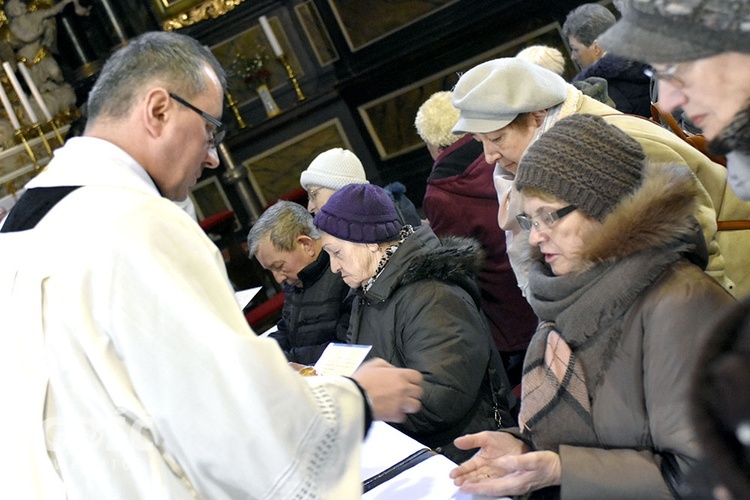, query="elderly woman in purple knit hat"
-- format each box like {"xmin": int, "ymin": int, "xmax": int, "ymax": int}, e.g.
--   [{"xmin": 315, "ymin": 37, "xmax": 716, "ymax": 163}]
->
[{"xmin": 313, "ymin": 183, "xmax": 514, "ymax": 462}]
